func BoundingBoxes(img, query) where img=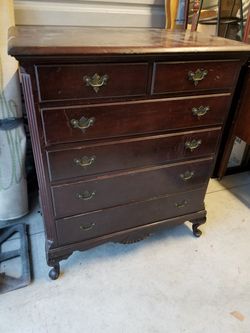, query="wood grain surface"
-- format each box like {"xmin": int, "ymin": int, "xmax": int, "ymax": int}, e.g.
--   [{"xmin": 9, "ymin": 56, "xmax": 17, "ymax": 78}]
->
[{"xmin": 8, "ymin": 26, "xmax": 250, "ymax": 56}]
